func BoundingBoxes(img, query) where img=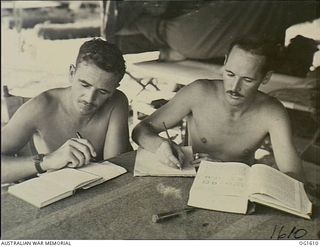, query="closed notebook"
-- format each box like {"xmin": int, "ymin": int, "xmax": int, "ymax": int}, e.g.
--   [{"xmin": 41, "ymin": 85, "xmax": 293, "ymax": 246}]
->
[
  {"xmin": 134, "ymin": 146, "xmax": 196, "ymax": 177},
  {"xmin": 8, "ymin": 161, "xmax": 127, "ymax": 208}
]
